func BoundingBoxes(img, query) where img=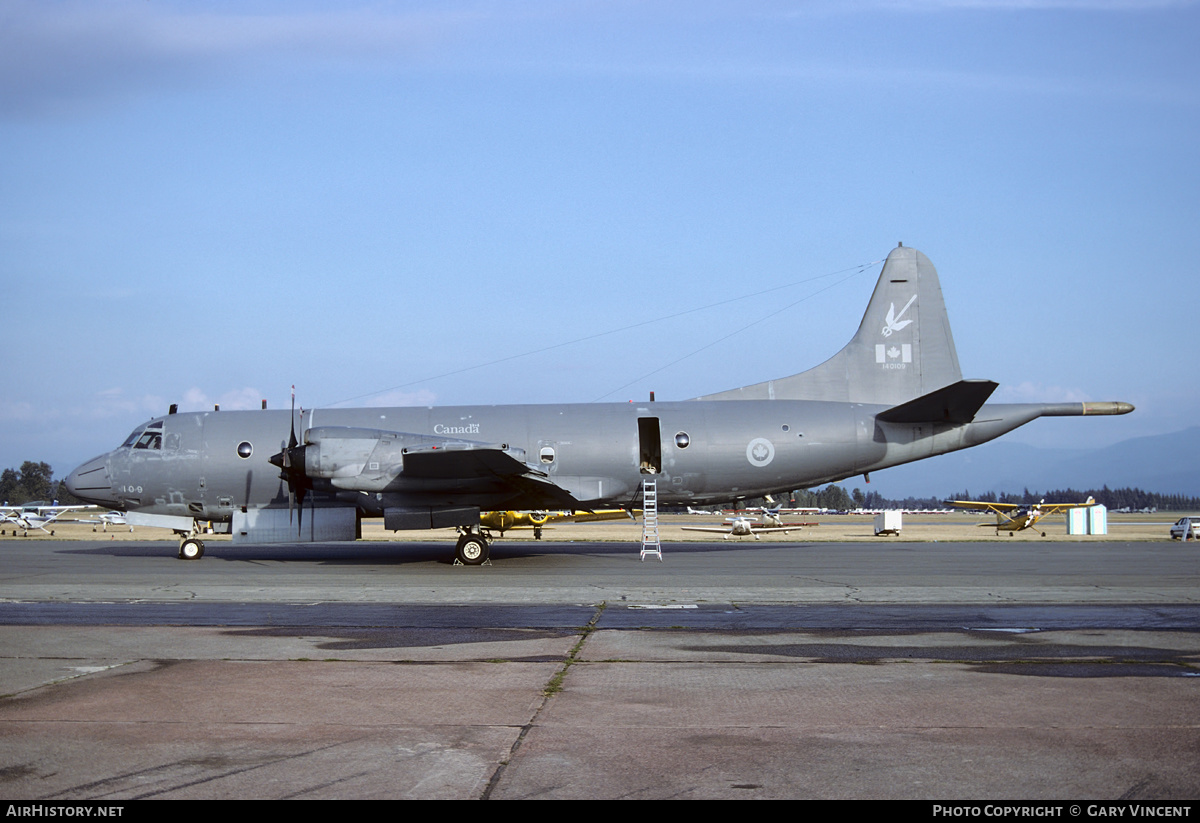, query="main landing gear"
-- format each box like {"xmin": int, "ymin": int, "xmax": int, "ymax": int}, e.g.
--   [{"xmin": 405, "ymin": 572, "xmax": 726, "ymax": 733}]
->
[{"xmin": 454, "ymin": 527, "xmax": 491, "ymax": 566}]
